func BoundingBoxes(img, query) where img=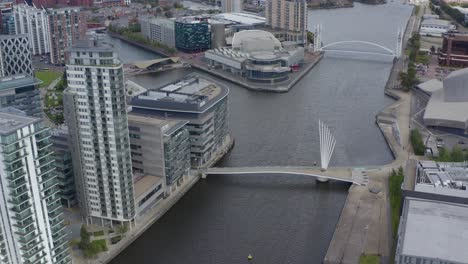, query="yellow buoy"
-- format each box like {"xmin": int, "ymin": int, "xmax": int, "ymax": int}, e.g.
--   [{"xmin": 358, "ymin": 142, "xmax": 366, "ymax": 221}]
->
[{"xmin": 248, "ymin": 254, "xmax": 253, "ymax": 261}]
